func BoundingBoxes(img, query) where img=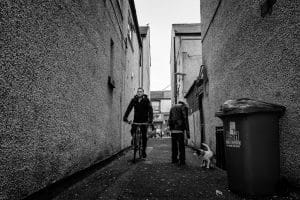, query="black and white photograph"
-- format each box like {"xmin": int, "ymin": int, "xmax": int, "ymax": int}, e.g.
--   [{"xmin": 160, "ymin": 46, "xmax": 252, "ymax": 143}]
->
[{"xmin": 1, "ymin": 0, "xmax": 299, "ymax": 199}]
